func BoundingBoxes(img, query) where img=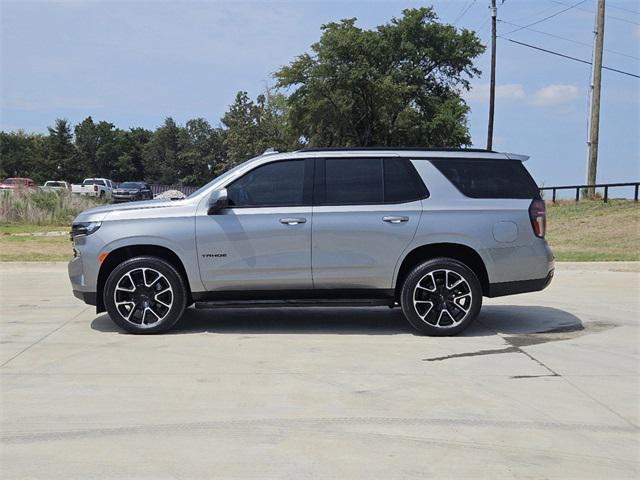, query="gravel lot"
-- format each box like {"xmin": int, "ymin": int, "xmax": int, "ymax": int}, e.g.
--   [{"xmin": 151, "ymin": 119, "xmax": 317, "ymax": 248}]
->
[{"xmin": 1, "ymin": 262, "xmax": 638, "ymax": 479}]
